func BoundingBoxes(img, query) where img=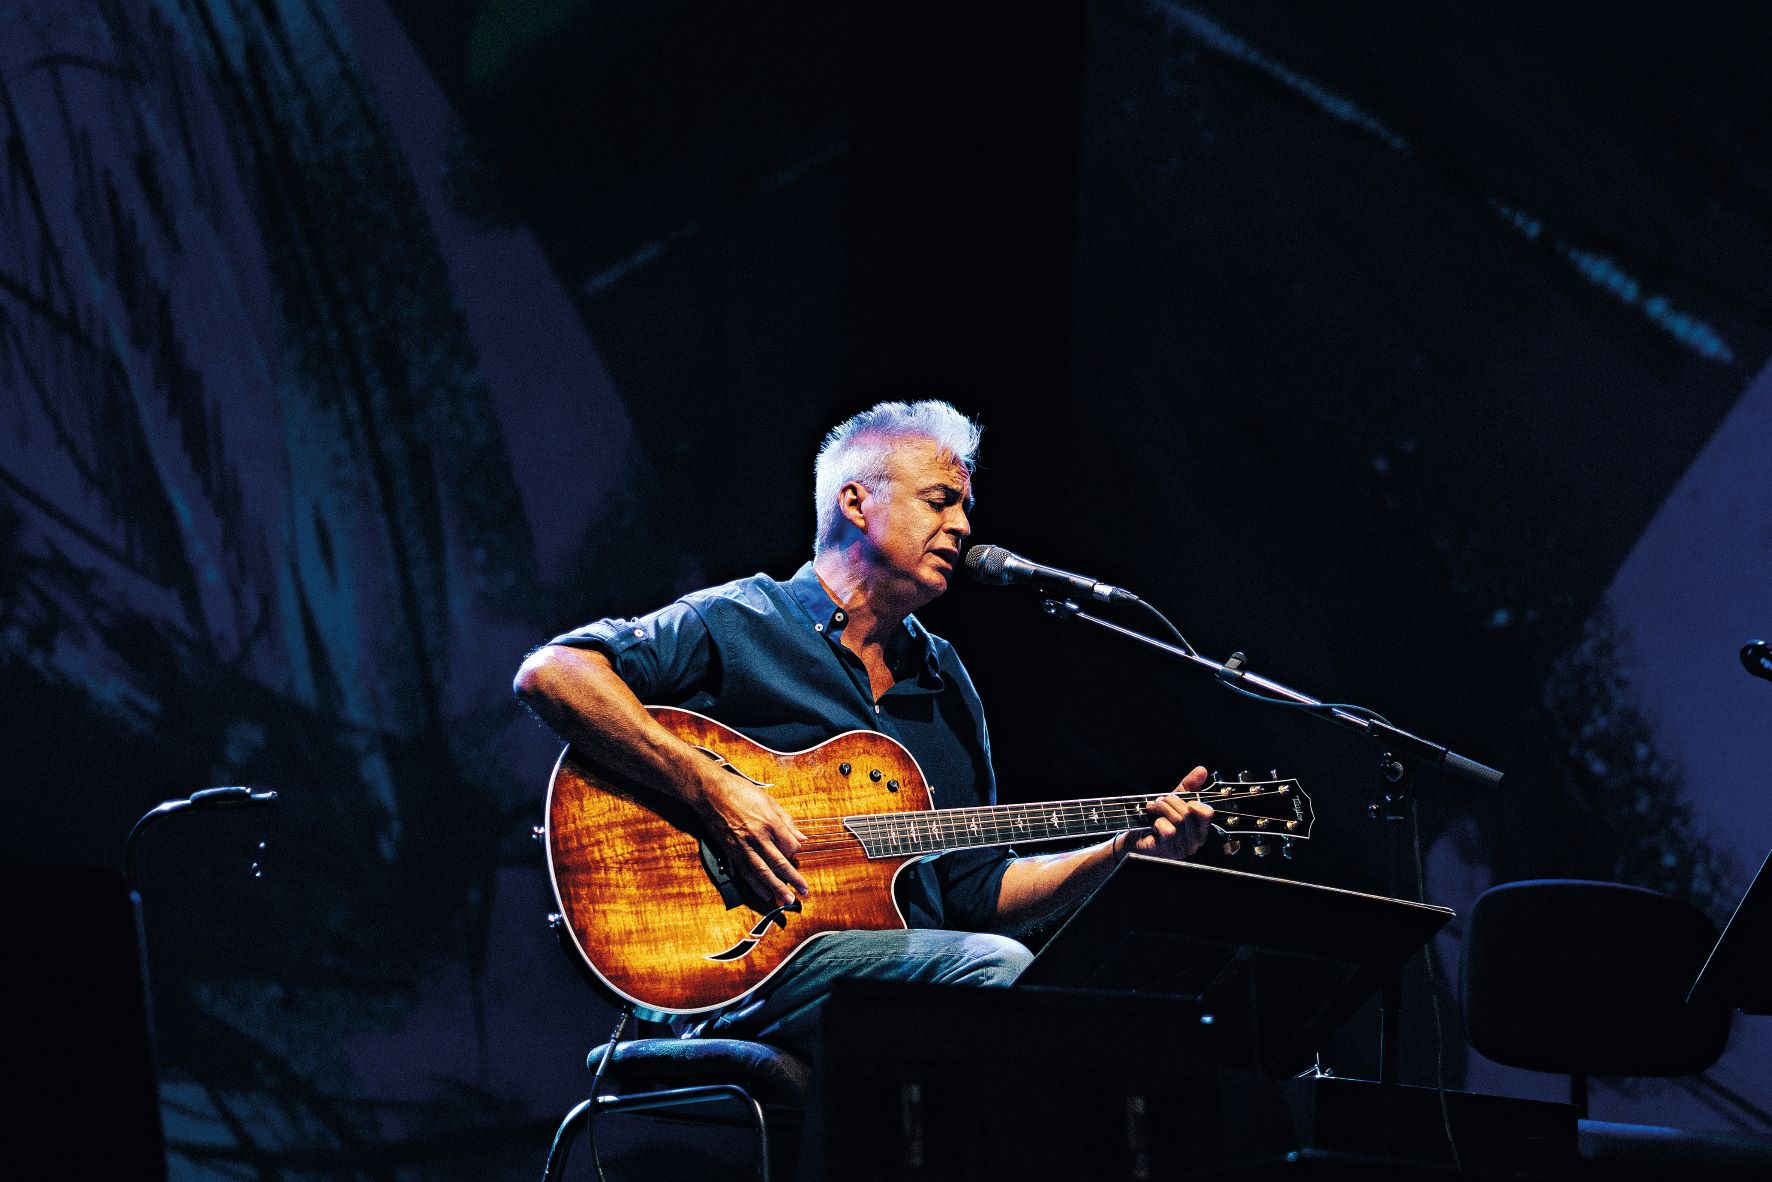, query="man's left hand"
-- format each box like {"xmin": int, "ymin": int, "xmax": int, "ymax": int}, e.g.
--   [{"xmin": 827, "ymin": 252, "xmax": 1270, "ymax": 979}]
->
[{"xmin": 1125, "ymin": 766, "xmax": 1214, "ymax": 860}]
